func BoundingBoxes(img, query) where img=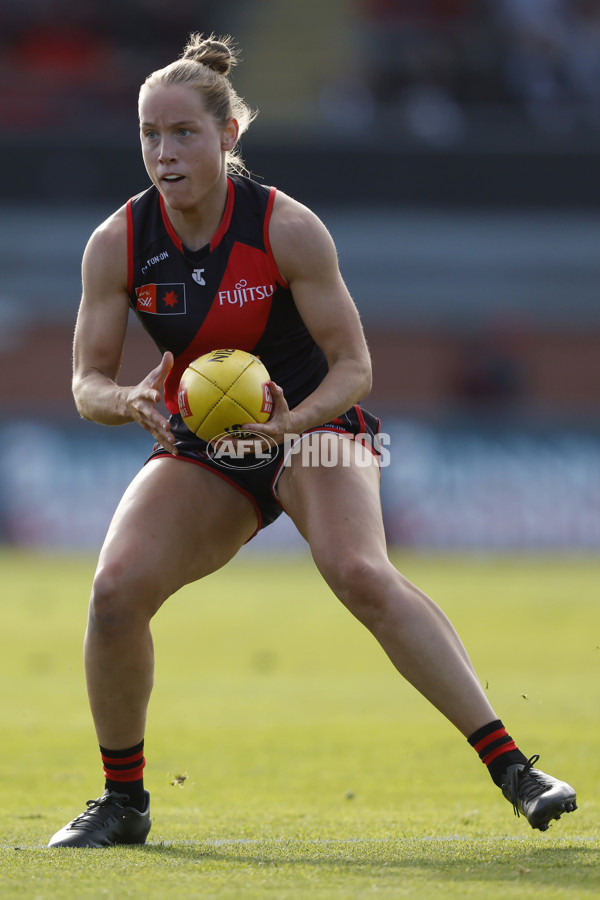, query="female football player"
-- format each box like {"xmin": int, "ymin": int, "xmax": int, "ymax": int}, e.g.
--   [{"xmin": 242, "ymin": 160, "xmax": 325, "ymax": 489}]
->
[{"xmin": 48, "ymin": 33, "xmax": 576, "ymax": 847}]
